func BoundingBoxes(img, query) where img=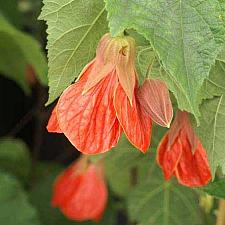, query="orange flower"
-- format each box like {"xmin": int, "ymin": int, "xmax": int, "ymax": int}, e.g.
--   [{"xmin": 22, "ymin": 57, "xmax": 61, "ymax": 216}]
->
[
  {"xmin": 157, "ymin": 111, "xmax": 211, "ymax": 187},
  {"xmin": 52, "ymin": 156, "xmax": 108, "ymax": 222},
  {"xmin": 47, "ymin": 33, "xmax": 152, "ymax": 154},
  {"xmin": 138, "ymin": 79, "xmax": 173, "ymax": 127}
]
